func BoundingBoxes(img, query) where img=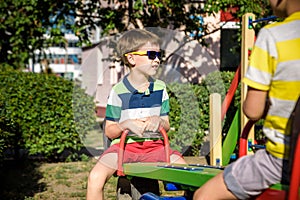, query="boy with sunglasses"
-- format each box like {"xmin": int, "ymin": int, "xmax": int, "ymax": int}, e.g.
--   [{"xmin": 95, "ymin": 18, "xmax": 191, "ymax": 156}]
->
[
  {"xmin": 86, "ymin": 29, "xmax": 186, "ymax": 200},
  {"xmin": 193, "ymin": 0, "xmax": 300, "ymax": 199}
]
